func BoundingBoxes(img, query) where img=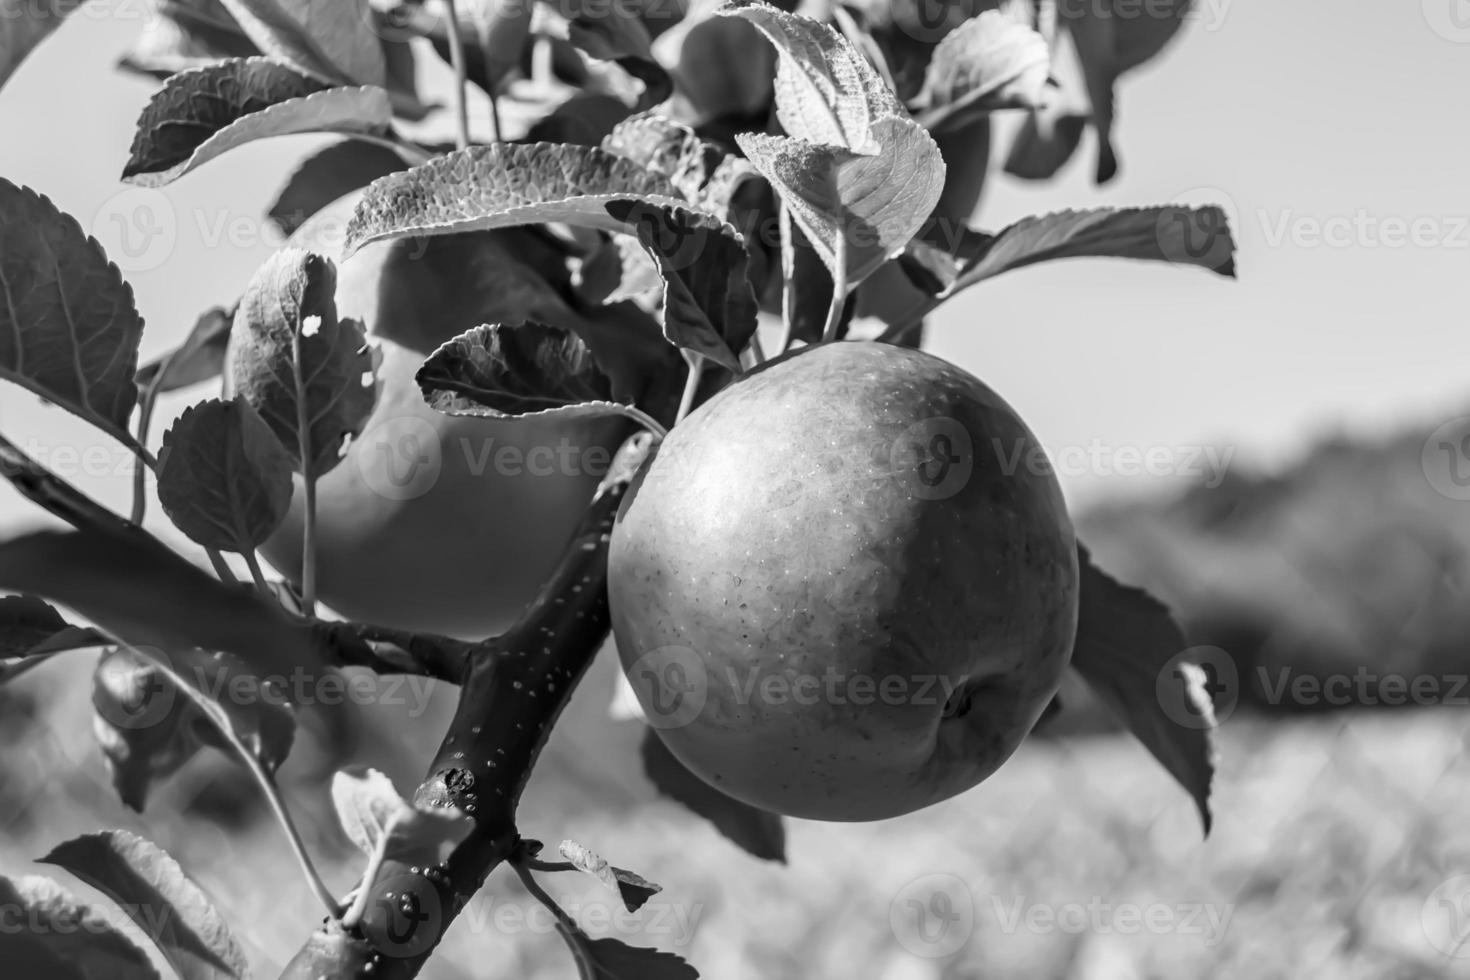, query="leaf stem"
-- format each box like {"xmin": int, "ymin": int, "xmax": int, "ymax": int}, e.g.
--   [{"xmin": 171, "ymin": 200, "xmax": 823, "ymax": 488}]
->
[
  {"xmin": 354, "ymin": 132, "xmax": 433, "ymax": 167},
  {"xmin": 509, "ymin": 859, "xmax": 579, "ymax": 933},
  {"xmin": 820, "ymin": 230, "xmax": 850, "ymax": 344},
  {"xmin": 777, "ymin": 203, "xmax": 797, "ymax": 354},
  {"xmin": 489, "ymin": 95, "xmax": 503, "ymax": 144},
  {"xmin": 130, "ymin": 358, "xmax": 173, "ymax": 524},
  {"xmin": 290, "ymin": 329, "xmax": 317, "ymax": 615},
  {"xmin": 443, "ymin": 0, "xmax": 471, "ymax": 151},
  {"xmin": 620, "ymin": 407, "xmax": 668, "ymax": 440},
  {"xmin": 242, "ymin": 548, "xmax": 271, "ymax": 598},
  {"xmin": 205, "ymin": 548, "xmax": 238, "ymax": 584},
  {"xmin": 675, "ymin": 352, "xmax": 705, "ymax": 425}
]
